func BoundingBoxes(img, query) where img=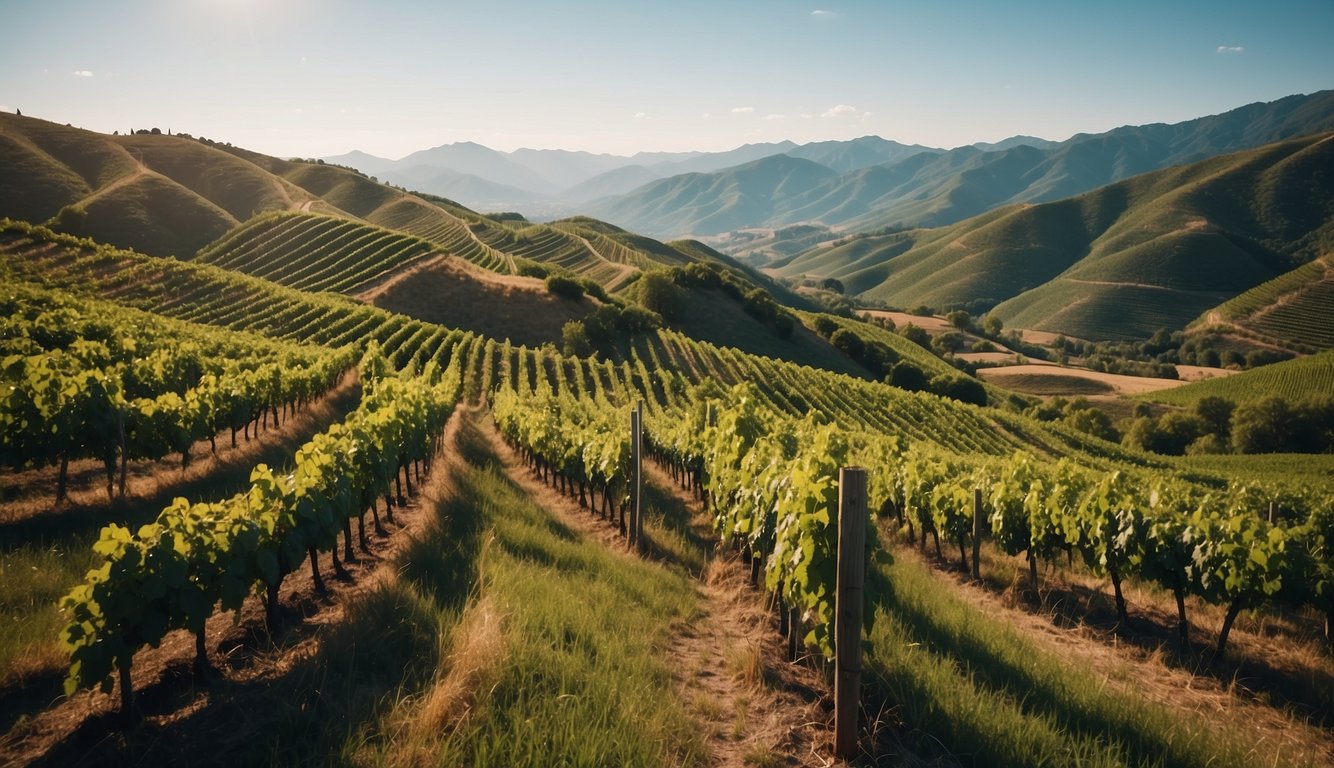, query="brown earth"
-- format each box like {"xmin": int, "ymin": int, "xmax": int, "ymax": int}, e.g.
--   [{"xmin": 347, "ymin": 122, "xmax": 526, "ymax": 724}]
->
[{"xmin": 356, "ymin": 254, "xmax": 597, "ymax": 348}]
